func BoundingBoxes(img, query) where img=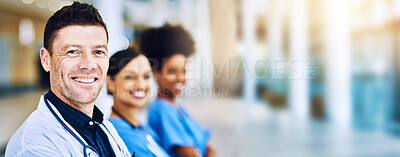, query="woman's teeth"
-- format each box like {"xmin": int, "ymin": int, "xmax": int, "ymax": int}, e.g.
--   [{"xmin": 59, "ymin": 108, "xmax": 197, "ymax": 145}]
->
[
  {"xmin": 132, "ymin": 91, "xmax": 146, "ymax": 97},
  {"xmin": 174, "ymin": 83, "xmax": 183, "ymax": 89},
  {"xmin": 73, "ymin": 78, "xmax": 95, "ymax": 83}
]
